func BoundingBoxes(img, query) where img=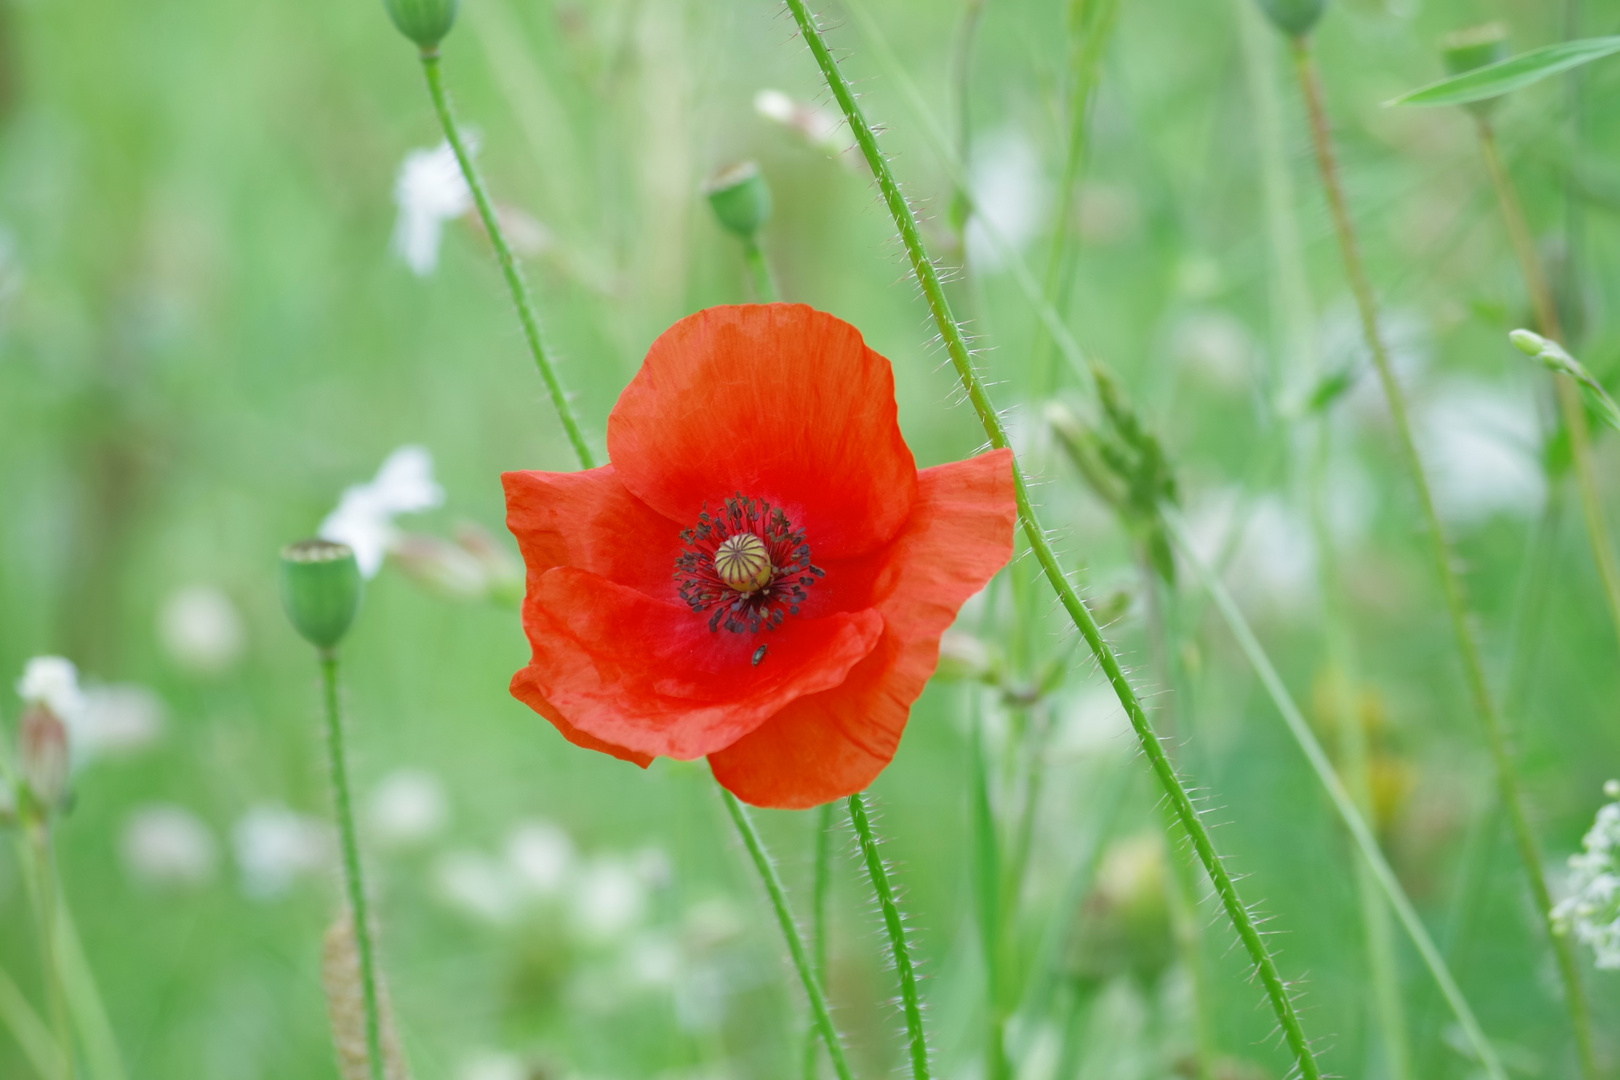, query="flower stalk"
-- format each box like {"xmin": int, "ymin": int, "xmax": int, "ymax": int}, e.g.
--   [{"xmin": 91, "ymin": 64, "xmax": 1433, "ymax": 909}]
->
[
  {"xmin": 847, "ymin": 791, "xmax": 930, "ymax": 1080},
  {"xmin": 778, "ymin": 2, "xmax": 1324, "ymax": 1075},
  {"xmin": 1287, "ymin": 35, "xmax": 1598, "ymax": 1078},
  {"xmin": 417, "ymin": 49, "xmax": 596, "ymax": 471},
  {"xmin": 802, "ymin": 801, "xmax": 835, "ymax": 1080}
]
